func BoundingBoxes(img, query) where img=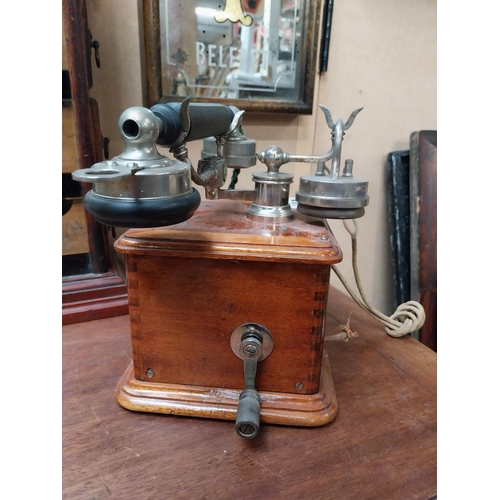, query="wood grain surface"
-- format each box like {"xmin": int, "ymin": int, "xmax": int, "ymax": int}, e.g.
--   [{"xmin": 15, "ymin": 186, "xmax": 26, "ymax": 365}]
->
[
  {"xmin": 115, "ymin": 200, "xmax": 341, "ymax": 396},
  {"xmin": 63, "ymin": 286, "xmax": 436, "ymax": 499},
  {"xmin": 410, "ymin": 131, "xmax": 437, "ymax": 352},
  {"xmin": 115, "ymin": 200, "xmax": 343, "ymax": 264}
]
